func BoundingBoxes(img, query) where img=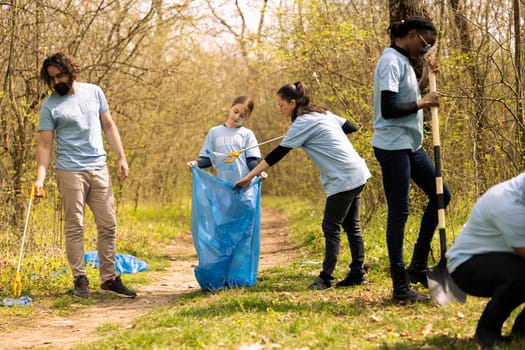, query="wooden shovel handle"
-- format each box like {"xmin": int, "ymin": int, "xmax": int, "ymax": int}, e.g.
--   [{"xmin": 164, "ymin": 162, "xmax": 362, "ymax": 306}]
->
[{"xmin": 429, "ymin": 72, "xmax": 447, "ymax": 255}]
